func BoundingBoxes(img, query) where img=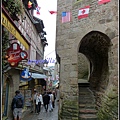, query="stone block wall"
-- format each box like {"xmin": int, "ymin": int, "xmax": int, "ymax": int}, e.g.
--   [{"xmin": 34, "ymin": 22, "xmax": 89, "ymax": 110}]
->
[
  {"xmin": 7, "ymin": 69, "xmax": 20, "ymax": 118},
  {"xmin": 97, "ymin": 35, "xmax": 118, "ymax": 119},
  {"xmin": 56, "ymin": 0, "xmax": 118, "ymax": 119},
  {"xmin": 78, "ymin": 53, "xmax": 89, "ymax": 79}
]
